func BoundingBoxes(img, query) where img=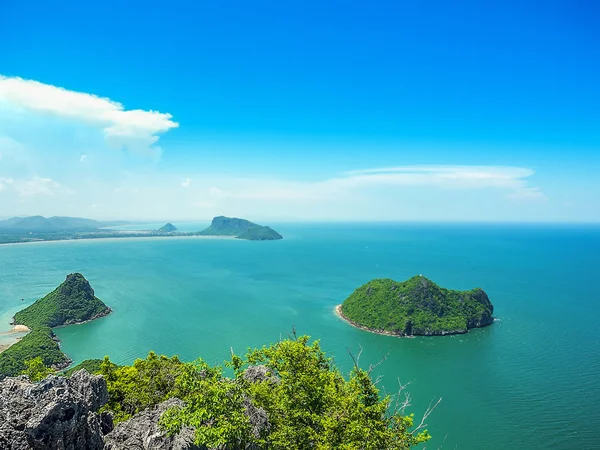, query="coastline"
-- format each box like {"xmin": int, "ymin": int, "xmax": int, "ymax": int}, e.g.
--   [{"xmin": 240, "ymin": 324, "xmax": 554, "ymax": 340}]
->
[
  {"xmin": 0, "ymin": 234, "xmax": 237, "ymax": 247},
  {"xmin": 334, "ymin": 304, "xmax": 407, "ymax": 338},
  {"xmin": 0, "ymin": 324, "xmax": 32, "ymax": 354}
]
